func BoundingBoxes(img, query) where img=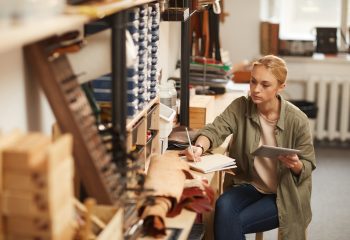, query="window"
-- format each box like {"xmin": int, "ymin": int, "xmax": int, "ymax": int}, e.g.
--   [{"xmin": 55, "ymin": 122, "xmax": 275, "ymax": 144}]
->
[
  {"xmin": 279, "ymin": 0, "xmax": 341, "ymax": 40},
  {"xmin": 264, "ymin": 0, "xmax": 349, "ymax": 50}
]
